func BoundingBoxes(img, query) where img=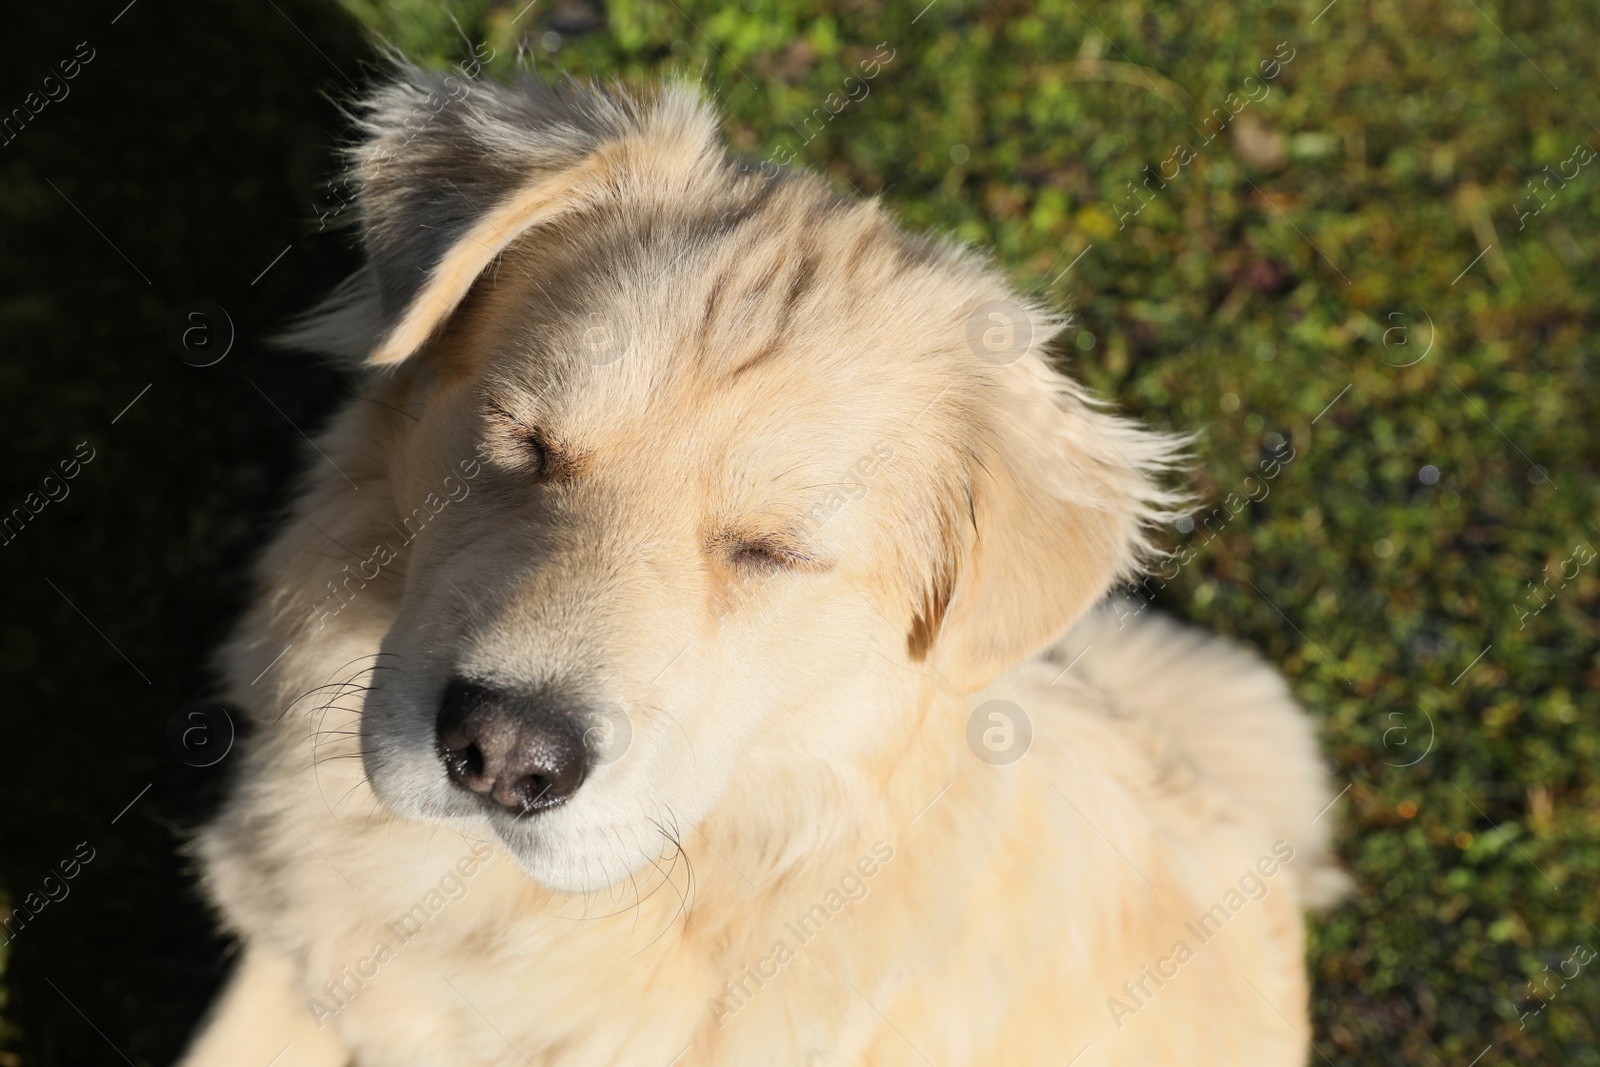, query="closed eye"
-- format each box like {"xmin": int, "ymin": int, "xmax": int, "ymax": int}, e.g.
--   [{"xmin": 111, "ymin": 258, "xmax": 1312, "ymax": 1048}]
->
[
  {"xmin": 483, "ymin": 398, "xmax": 552, "ymax": 481},
  {"xmin": 514, "ymin": 428, "xmax": 551, "ymax": 482},
  {"xmin": 725, "ymin": 538, "xmax": 826, "ymax": 573}
]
